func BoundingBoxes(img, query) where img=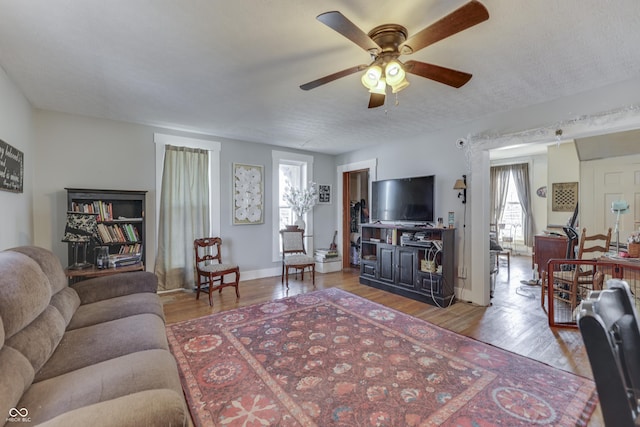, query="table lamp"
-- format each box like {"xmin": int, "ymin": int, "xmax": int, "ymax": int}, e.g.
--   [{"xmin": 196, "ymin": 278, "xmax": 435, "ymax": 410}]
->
[{"xmin": 62, "ymin": 211, "xmax": 98, "ymax": 269}]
